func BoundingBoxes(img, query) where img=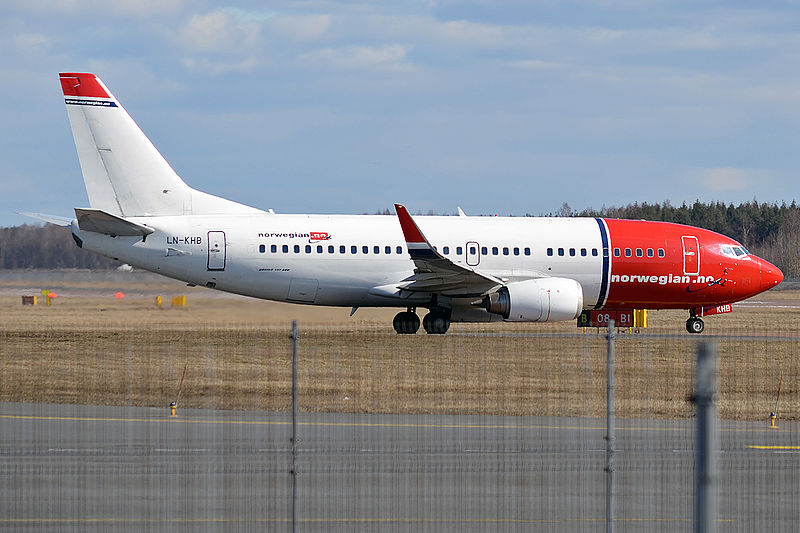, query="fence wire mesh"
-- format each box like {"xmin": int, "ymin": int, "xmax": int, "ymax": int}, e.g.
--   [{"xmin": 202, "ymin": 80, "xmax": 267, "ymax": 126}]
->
[{"xmin": 1, "ymin": 289, "xmax": 799, "ymax": 531}]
